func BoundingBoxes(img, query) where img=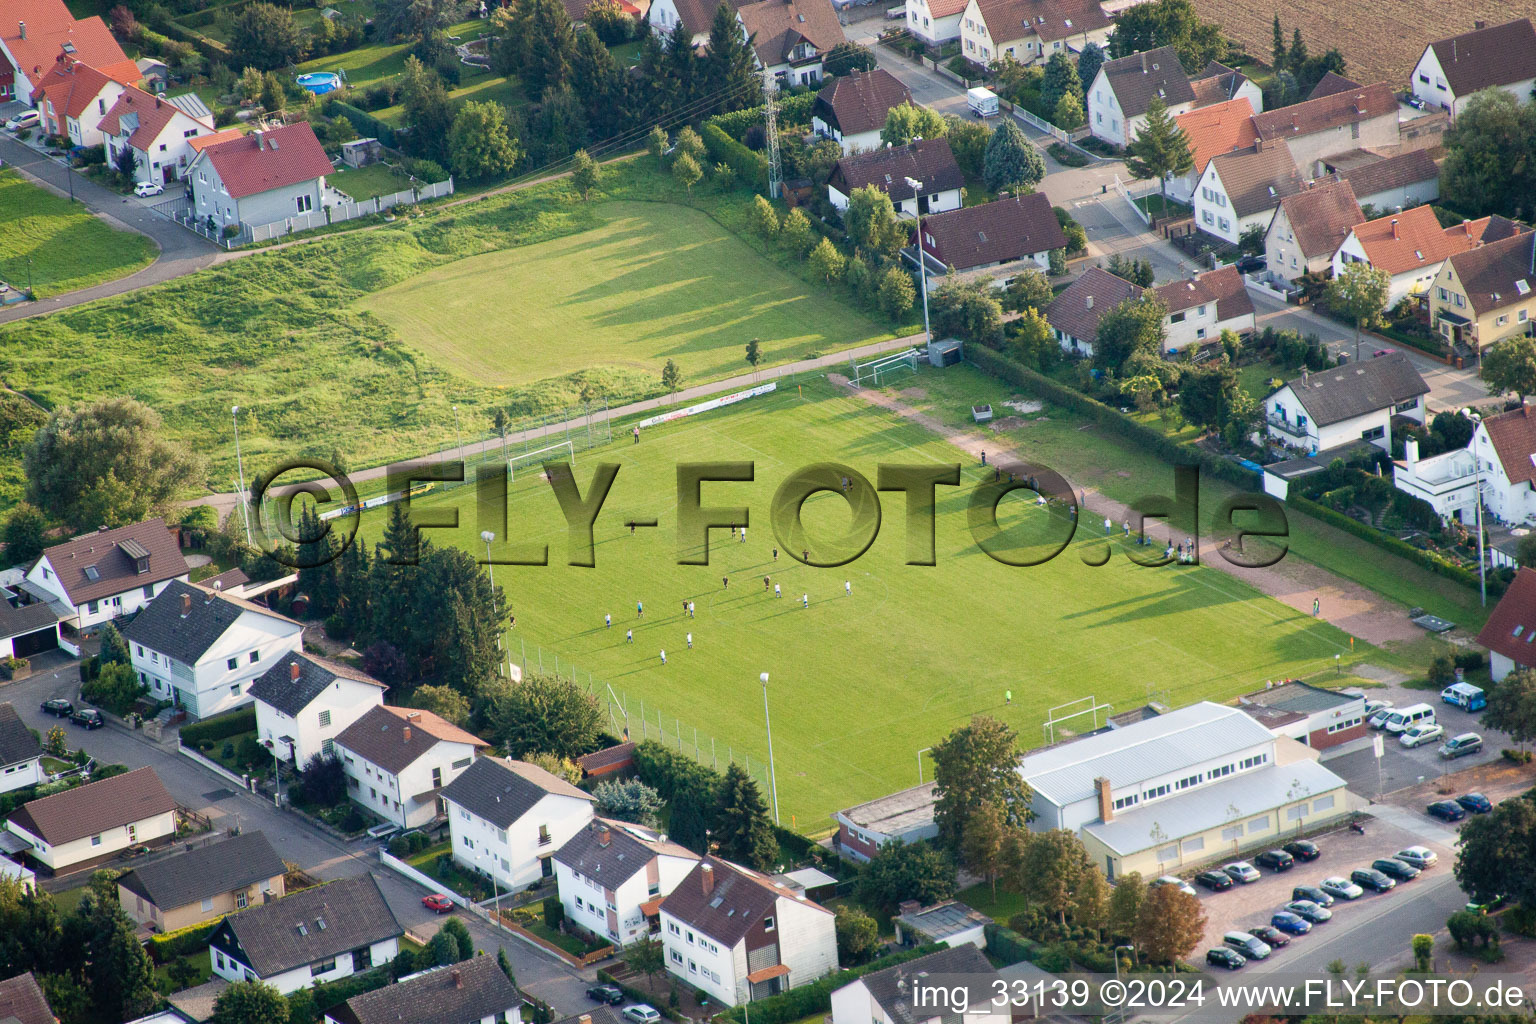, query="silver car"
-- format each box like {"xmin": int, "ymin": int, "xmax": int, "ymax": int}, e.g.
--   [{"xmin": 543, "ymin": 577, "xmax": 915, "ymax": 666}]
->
[
  {"xmin": 1152, "ymin": 875, "xmax": 1197, "ymax": 896},
  {"xmin": 1320, "ymin": 876, "xmax": 1364, "ymax": 900},
  {"xmin": 1224, "ymin": 861, "xmax": 1261, "ymax": 884},
  {"xmin": 1395, "ymin": 846, "xmax": 1438, "ymax": 869}
]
